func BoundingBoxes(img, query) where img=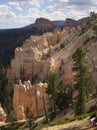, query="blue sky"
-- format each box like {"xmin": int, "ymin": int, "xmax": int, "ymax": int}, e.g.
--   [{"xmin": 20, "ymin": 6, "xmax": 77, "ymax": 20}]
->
[{"xmin": 0, "ymin": 0, "xmax": 97, "ymax": 29}]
